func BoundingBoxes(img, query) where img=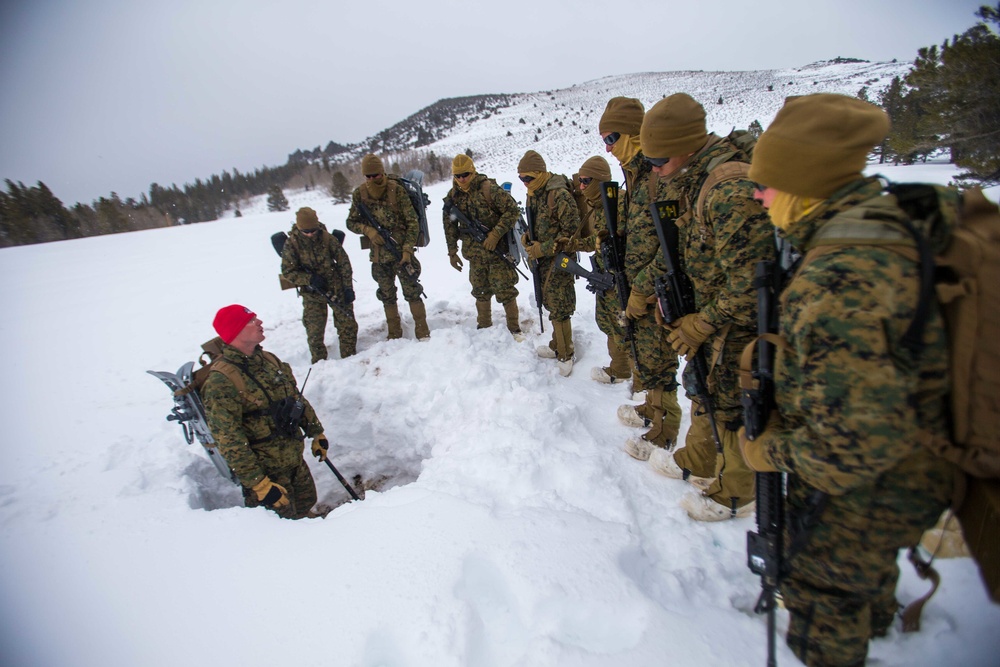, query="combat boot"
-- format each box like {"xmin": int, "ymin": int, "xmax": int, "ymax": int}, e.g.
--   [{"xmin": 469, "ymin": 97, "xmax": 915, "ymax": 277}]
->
[
  {"xmin": 554, "ymin": 318, "xmax": 574, "ymax": 377},
  {"xmin": 476, "ymin": 299, "xmax": 492, "ymax": 329},
  {"xmin": 592, "ymin": 337, "xmax": 631, "ymax": 384},
  {"xmin": 680, "ymin": 493, "xmax": 755, "ymax": 522},
  {"xmin": 384, "ymin": 303, "xmax": 403, "ymax": 340},
  {"xmin": 648, "ymin": 448, "xmax": 713, "ymax": 490},
  {"xmin": 409, "ymin": 299, "xmax": 430, "ymax": 340},
  {"xmin": 502, "ymin": 300, "xmax": 524, "ymax": 341}
]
